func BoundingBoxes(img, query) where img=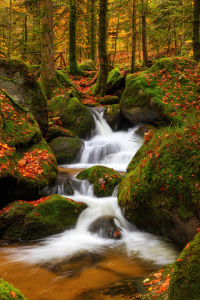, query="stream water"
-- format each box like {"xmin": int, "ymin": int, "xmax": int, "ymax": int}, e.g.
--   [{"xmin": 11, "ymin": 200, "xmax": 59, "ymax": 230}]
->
[{"xmin": 0, "ymin": 108, "xmax": 180, "ymax": 300}]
